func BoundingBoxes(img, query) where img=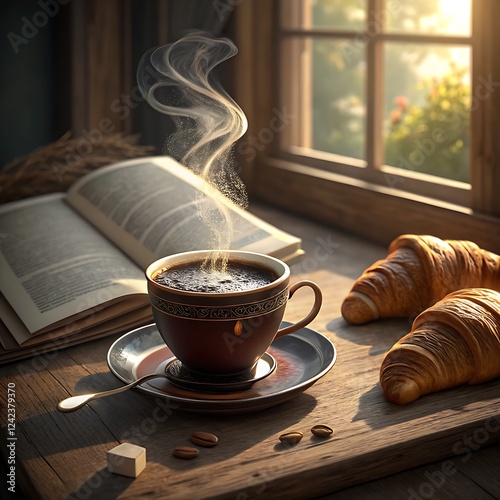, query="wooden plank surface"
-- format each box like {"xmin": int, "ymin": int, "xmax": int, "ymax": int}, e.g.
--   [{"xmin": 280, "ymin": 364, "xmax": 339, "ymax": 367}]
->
[{"xmin": 1, "ymin": 204, "xmax": 499, "ymax": 499}]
